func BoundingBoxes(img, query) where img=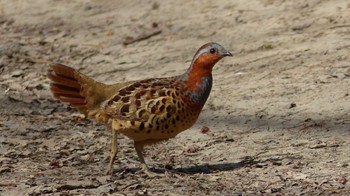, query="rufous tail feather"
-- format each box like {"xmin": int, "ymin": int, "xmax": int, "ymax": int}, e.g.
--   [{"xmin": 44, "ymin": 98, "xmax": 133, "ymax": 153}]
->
[{"xmin": 47, "ymin": 63, "xmax": 129, "ymax": 123}]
